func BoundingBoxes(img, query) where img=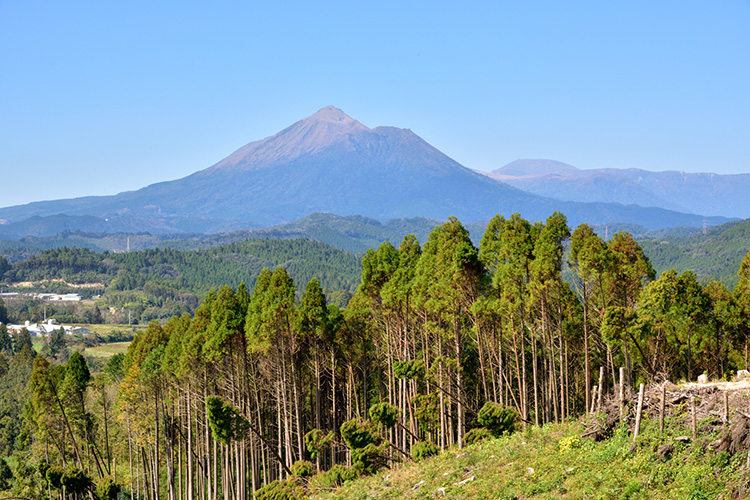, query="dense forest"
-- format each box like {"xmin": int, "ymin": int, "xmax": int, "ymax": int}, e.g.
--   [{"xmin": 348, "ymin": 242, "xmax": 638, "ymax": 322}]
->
[
  {"xmin": 0, "ymin": 238, "xmax": 361, "ymax": 323},
  {"xmin": 0, "ymin": 211, "xmax": 749, "ymax": 499}
]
